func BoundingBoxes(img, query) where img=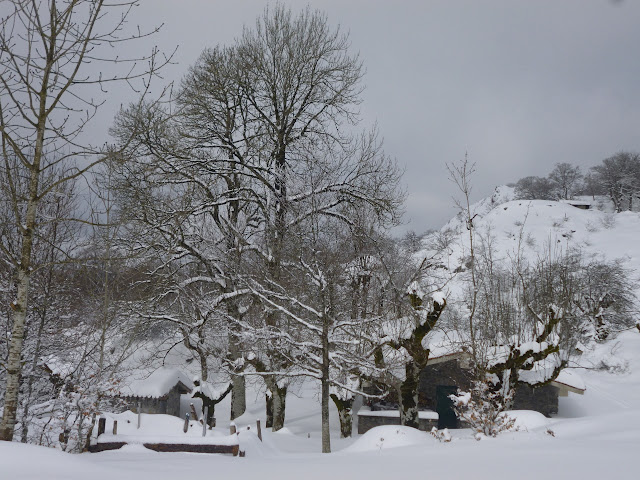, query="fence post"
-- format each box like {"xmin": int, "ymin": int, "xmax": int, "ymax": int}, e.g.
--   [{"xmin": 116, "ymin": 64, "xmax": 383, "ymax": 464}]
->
[
  {"xmin": 256, "ymin": 419, "xmax": 262, "ymax": 442},
  {"xmin": 190, "ymin": 403, "xmax": 199, "ymax": 422},
  {"xmin": 137, "ymin": 402, "xmax": 142, "ymax": 429},
  {"xmin": 230, "ymin": 423, "xmax": 236, "ymax": 435},
  {"xmin": 112, "ymin": 420, "xmax": 118, "ymax": 436},
  {"xmin": 183, "ymin": 413, "xmax": 190, "ymax": 433},
  {"xmin": 202, "ymin": 406, "xmax": 208, "ymax": 437},
  {"xmin": 97, "ymin": 417, "xmax": 106, "ymax": 437}
]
